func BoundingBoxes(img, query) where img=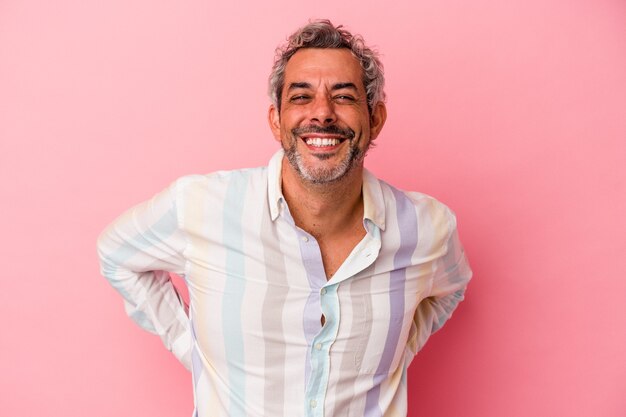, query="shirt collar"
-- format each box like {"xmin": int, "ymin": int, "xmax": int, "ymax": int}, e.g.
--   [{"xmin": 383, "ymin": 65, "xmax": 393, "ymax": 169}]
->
[
  {"xmin": 267, "ymin": 149, "xmax": 386, "ymax": 231},
  {"xmin": 267, "ymin": 149, "xmax": 285, "ymax": 221}
]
